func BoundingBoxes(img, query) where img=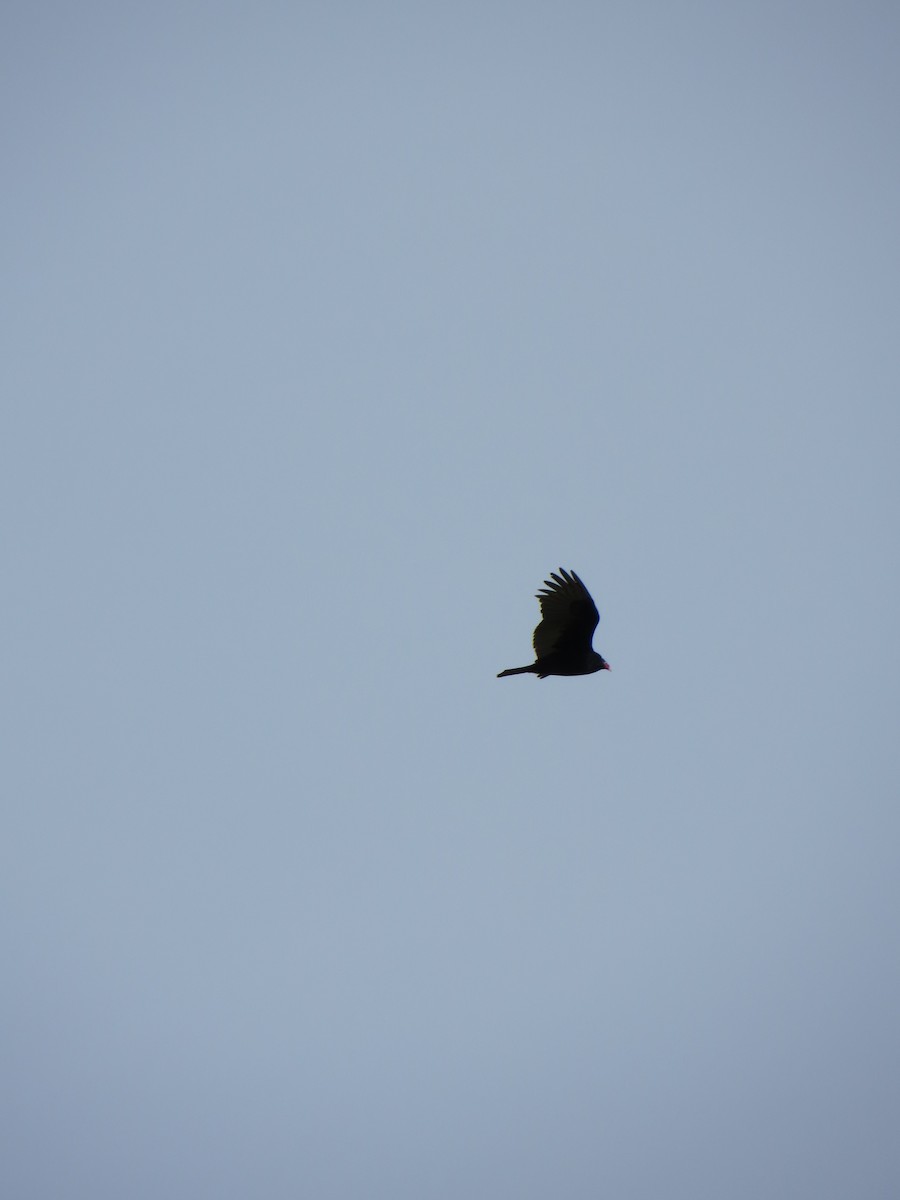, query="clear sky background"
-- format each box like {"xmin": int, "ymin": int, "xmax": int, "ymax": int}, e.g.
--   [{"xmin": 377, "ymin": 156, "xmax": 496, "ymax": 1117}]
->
[{"xmin": 3, "ymin": 3, "xmax": 899, "ymax": 1197}]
